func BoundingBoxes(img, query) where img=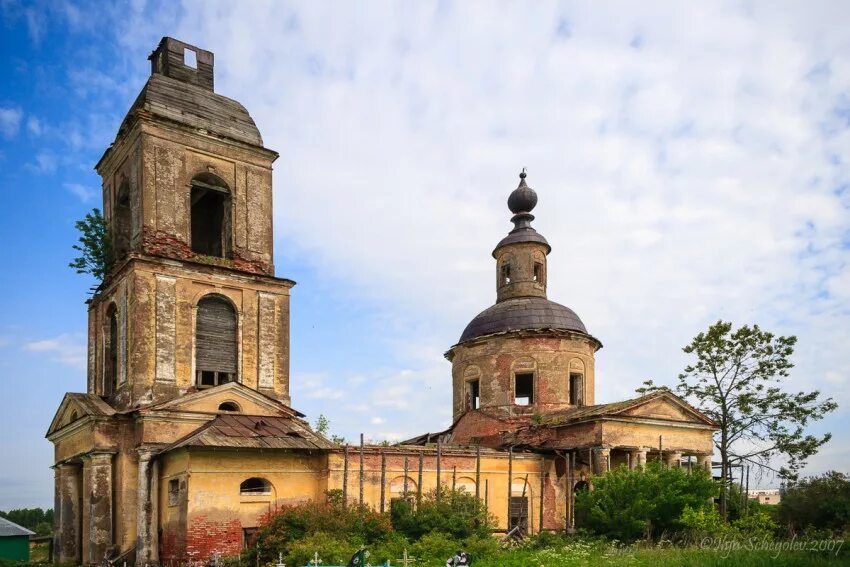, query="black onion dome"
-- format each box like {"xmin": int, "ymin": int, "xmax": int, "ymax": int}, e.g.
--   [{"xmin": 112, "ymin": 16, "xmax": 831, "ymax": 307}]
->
[
  {"xmin": 493, "ymin": 170, "xmax": 551, "ymax": 256},
  {"xmin": 458, "ymin": 297, "xmax": 588, "ymax": 344},
  {"xmin": 507, "ymin": 171, "xmax": 538, "ymax": 213}
]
